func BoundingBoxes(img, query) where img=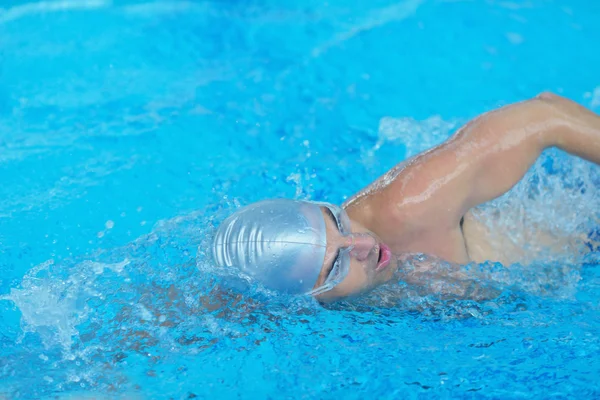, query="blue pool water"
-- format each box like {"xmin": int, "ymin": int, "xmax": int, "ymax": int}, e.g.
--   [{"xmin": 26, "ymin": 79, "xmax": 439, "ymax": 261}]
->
[{"xmin": 1, "ymin": 0, "xmax": 600, "ymax": 398}]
